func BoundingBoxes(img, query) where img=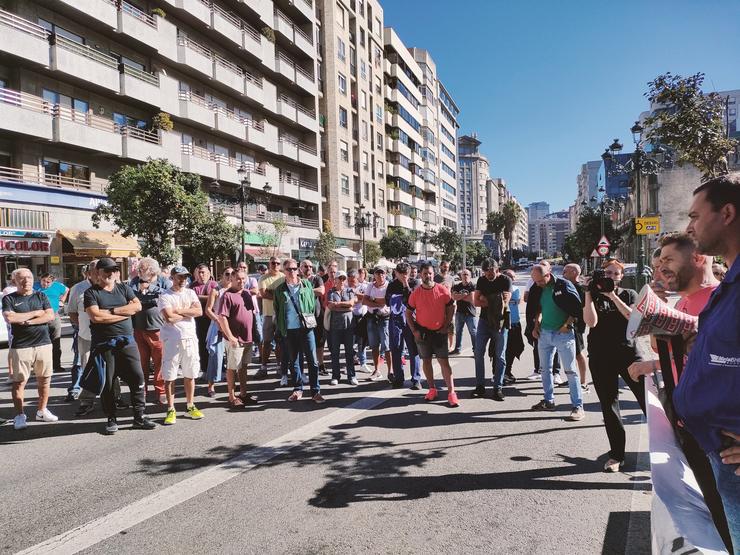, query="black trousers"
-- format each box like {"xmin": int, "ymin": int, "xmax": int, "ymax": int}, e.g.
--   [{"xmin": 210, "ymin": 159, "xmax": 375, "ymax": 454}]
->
[
  {"xmin": 100, "ymin": 342, "xmax": 146, "ymax": 419},
  {"xmin": 589, "ymin": 351, "xmax": 646, "ymax": 461},
  {"xmin": 195, "ymin": 316, "xmax": 210, "ymax": 375}
]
